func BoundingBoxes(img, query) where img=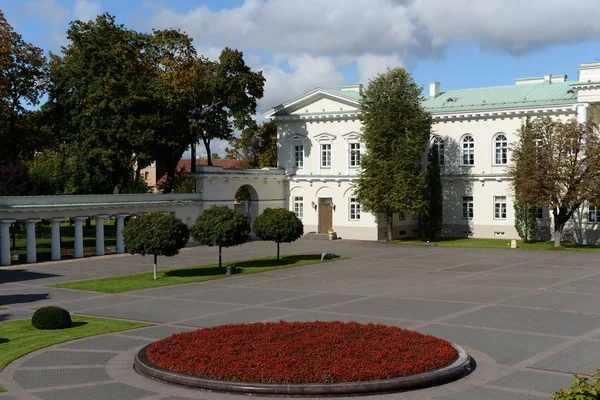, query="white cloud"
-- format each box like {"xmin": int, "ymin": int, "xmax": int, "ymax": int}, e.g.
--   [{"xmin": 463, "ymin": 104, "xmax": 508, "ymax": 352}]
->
[
  {"xmin": 73, "ymin": 0, "xmax": 101, "ymax": 22},
  {"xmin": 356, "ymin": 54, "xmax": 404, "ymax": 86}
]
